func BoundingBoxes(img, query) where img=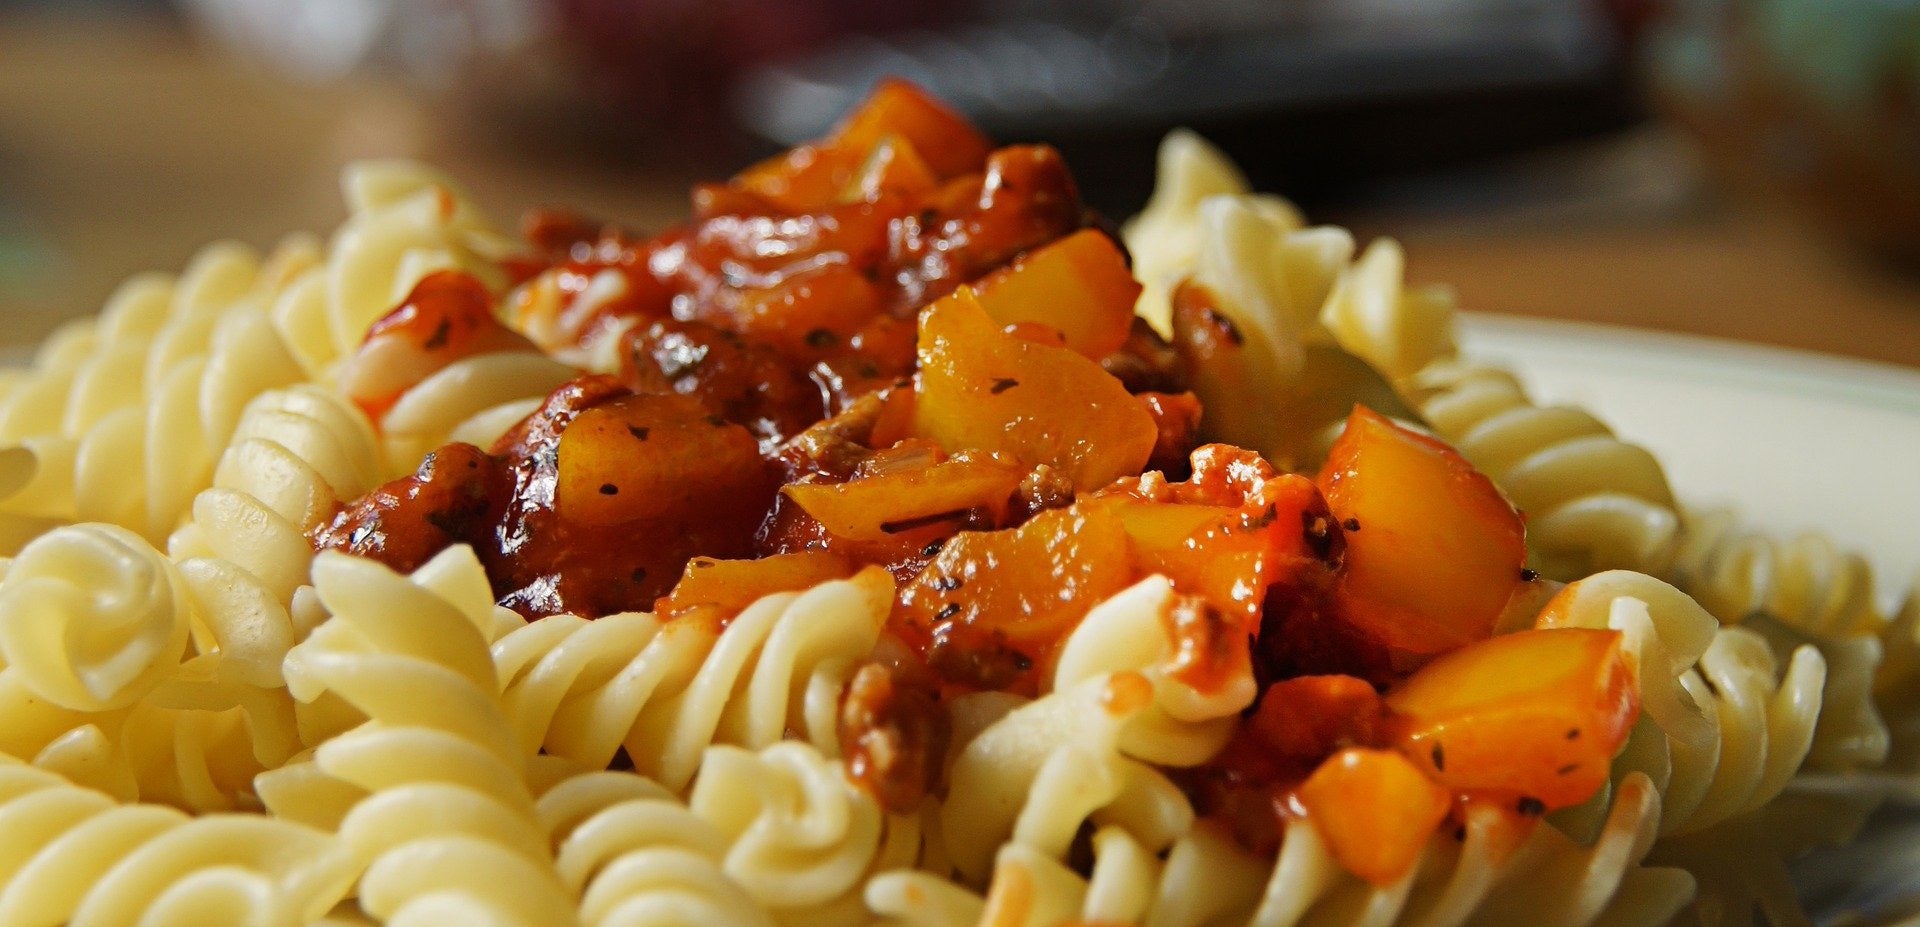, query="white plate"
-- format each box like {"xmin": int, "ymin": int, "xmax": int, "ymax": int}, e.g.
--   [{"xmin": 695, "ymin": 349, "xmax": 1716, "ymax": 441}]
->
[
  {"xmin": 1461, "ymin": 313, "xmax": 1920, "ymax": 924},
  {"xmin": 1460, "ymin": 312, "xmax": 1920, "ymax": 602}
]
